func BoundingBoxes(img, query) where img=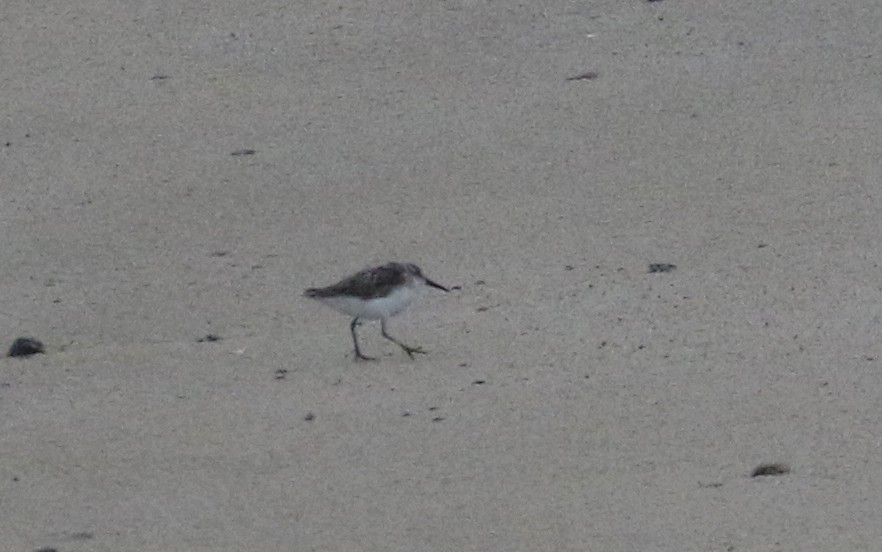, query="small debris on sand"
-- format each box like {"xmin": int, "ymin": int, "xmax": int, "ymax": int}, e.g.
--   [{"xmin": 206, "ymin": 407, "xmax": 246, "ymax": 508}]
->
[
  {"xmin": 8, "ymin": 337, "xmax": 45, "ymax": 357},
  {"xmin": 649, "ymin": 263, "xmax": 677, "ymax": 273},
  {"xmin": 751, "ymin": 463, "xmax": 790, "ymax": 477},
  {"xmin": 566, "ymin": 71, "xmax": 599, "ymax": 81}
]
